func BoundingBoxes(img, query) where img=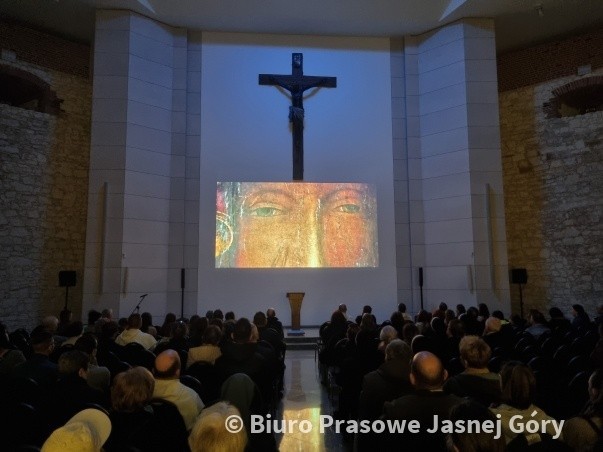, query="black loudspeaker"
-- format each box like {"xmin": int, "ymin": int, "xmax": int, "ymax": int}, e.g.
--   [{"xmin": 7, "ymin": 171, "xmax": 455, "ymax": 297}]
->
[
  {"xmin": 511, "ymin": 268, "xmax": 527, "ymax": 285},
  {"xmin": 59, "ymin": 270, "xmax": 76, "ymax": 287},
  {"xmin": 181, "ymin": 268, "xmax": 185, "ymax": 289},
  {"xmin": 419, "ymin": 267, "xmax": 424, "ymax": 287}
]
